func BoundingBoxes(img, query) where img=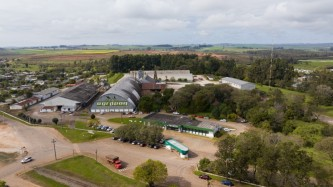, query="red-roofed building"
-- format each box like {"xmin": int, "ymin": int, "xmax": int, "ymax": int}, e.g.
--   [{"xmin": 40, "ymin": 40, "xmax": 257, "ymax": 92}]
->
[{"xmin": 10, "ymin": 97, "xmax": 41, "ymax": 110}]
